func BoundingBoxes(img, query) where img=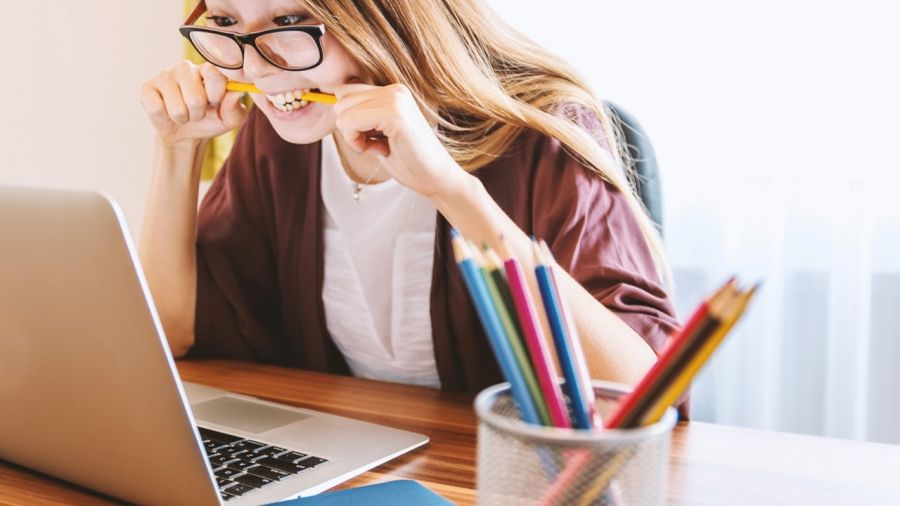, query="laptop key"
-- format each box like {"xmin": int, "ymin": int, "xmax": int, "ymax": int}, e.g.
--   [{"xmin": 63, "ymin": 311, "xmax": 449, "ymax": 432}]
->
[
  {"xmin": 256, "ymin": 456, "xmax": 307, "ymax": 474},
  {"xmin": 226, "ymin": 460, "xmax": 257, "ymax": 471},
  {"xmin": 234, "ymin": 473, "xmax": 273, "ymax": 489},
  {"xmin": 218, "ymin": 447, "xmax": 248, "ymax": 459},
  {"xmin": 253, "ymin": 446, "xmax": 289, "ymax": 459},
  {"xmin": 224, "ymin": 483, "xmax": 254, "ymax": 497},
  {"xmin": 216, "ymin": 444, "xmax": 234, "ymax": 454},
  {"xmin": 209, "ymin": 454, "xmax": 239, "ymax": 468},
  {"xmin": 214, "ymin": 467, "xmax": 244, "ymax": 479},
  {"xmin": 274, "ymin": 451, "xmax": 307, "ymax": 463},
  {"xmin": 231, "ymin": 440, "xmax": 266, "ymax": 452},
  {"xmin": 246, "ymin": 465, "xmax": 292, "ymax": 481},
  {"xmin": 199, "ymin": 427, "xmax": 244, "ymax": 444},
  {"xmin": 296, "ymin": 456, "xmax": 328, "ymax": 468}
]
